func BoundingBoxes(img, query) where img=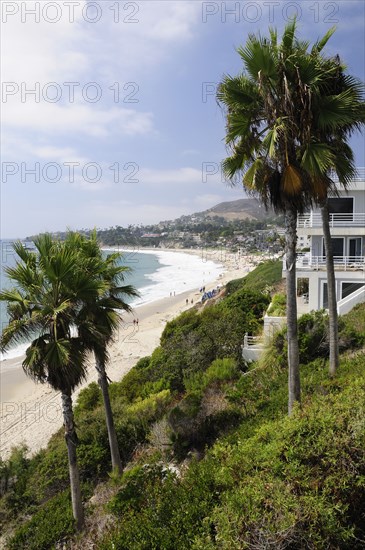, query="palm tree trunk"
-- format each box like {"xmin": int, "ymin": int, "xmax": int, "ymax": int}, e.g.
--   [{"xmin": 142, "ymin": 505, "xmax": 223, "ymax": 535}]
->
[
  {"xmin": 321, "ymin": 199, "xmax": 339, "ymax": 376},
  {"xmin": 61, "ymin": 391, "xmax": 84, "ymax": 530},
  {"xmin": 285, "ymin": 205, "xmax": 301, "ymax": 415},
  {"xmin": 95, "ymin": 357, "xmax": 123, "ymax": 474}
]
